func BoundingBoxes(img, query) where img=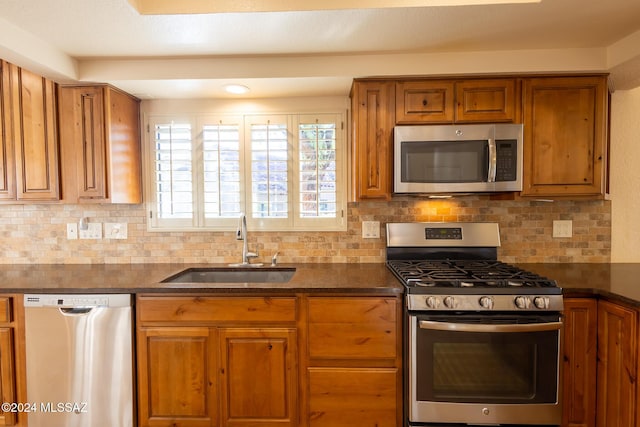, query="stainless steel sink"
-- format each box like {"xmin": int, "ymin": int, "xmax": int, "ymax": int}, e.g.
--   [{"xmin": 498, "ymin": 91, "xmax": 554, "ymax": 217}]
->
[{"xmin": 161, "ymin": 267, "xmax": 296, "ymax": 283}]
